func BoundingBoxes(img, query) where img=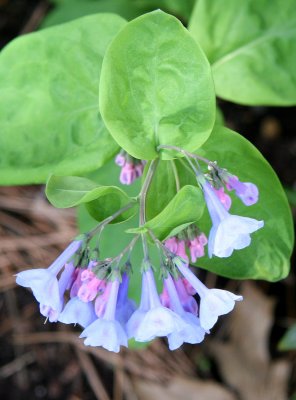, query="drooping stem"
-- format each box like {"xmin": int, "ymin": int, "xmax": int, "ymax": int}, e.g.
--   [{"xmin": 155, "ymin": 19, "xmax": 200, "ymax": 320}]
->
[
  {"xmin": 139, "ymin": 158, "xmax": 159, "ymax": 259},
  {"xmin": 170, "ymin": 160, "xmax": 180, "ymax": 192},
  {"xmin": 111, "ymin": 235, "xmax": 140, "ymax": 267},
  {"xmin": 157, "ymin": 144, "xmax": 218, "ymax": 170},
  {"xmin": 87, "ymin": 202, "xmax": 135, "ymax": 239}
]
